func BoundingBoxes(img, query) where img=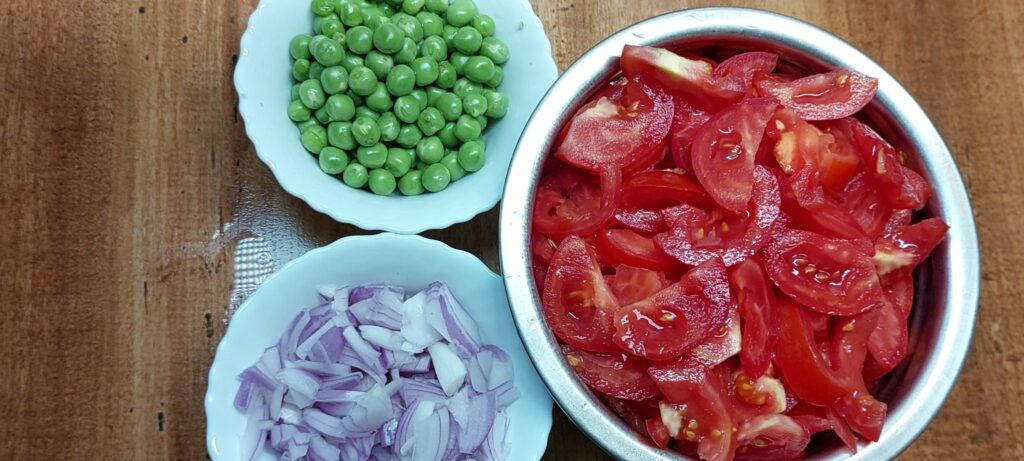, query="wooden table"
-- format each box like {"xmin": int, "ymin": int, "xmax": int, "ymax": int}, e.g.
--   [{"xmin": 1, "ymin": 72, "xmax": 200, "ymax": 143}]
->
[{"xmin": 2, "ymin": 0, "xmax": 1021, "ymax": 459}]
